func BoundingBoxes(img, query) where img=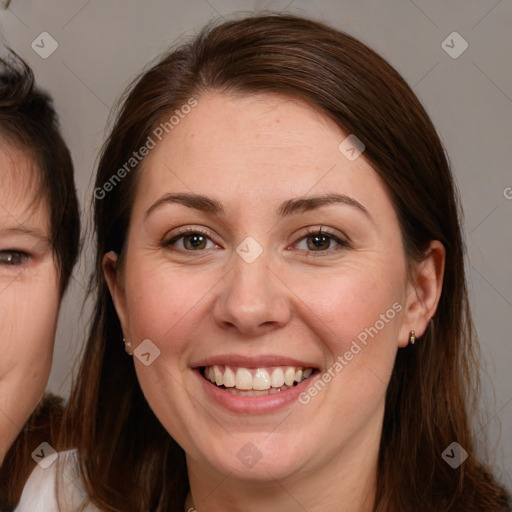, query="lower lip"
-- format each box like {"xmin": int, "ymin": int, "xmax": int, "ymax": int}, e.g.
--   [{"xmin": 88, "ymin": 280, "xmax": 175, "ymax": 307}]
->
[{"xmin": 194, "ymin": 369, "xmax": 318, "ymax": 414}]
